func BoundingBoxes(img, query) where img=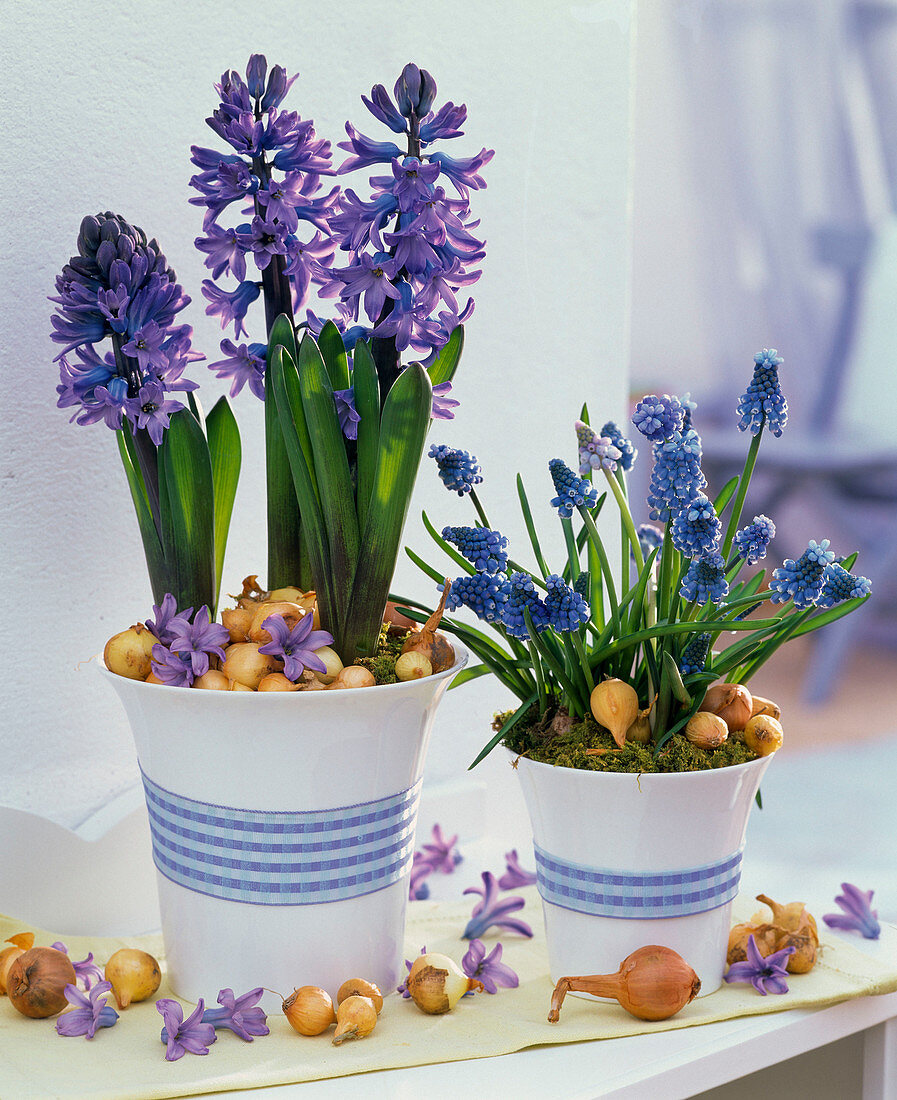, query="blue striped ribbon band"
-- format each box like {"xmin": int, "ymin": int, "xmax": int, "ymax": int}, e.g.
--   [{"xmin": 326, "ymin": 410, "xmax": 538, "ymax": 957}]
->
[
  {"xmin": 534, "ymin": 843, "xmax": 744, "ymax": 919},
  {"xmin": 140, "ymin": 768, "xmax": 422, "ymax": 906}
]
